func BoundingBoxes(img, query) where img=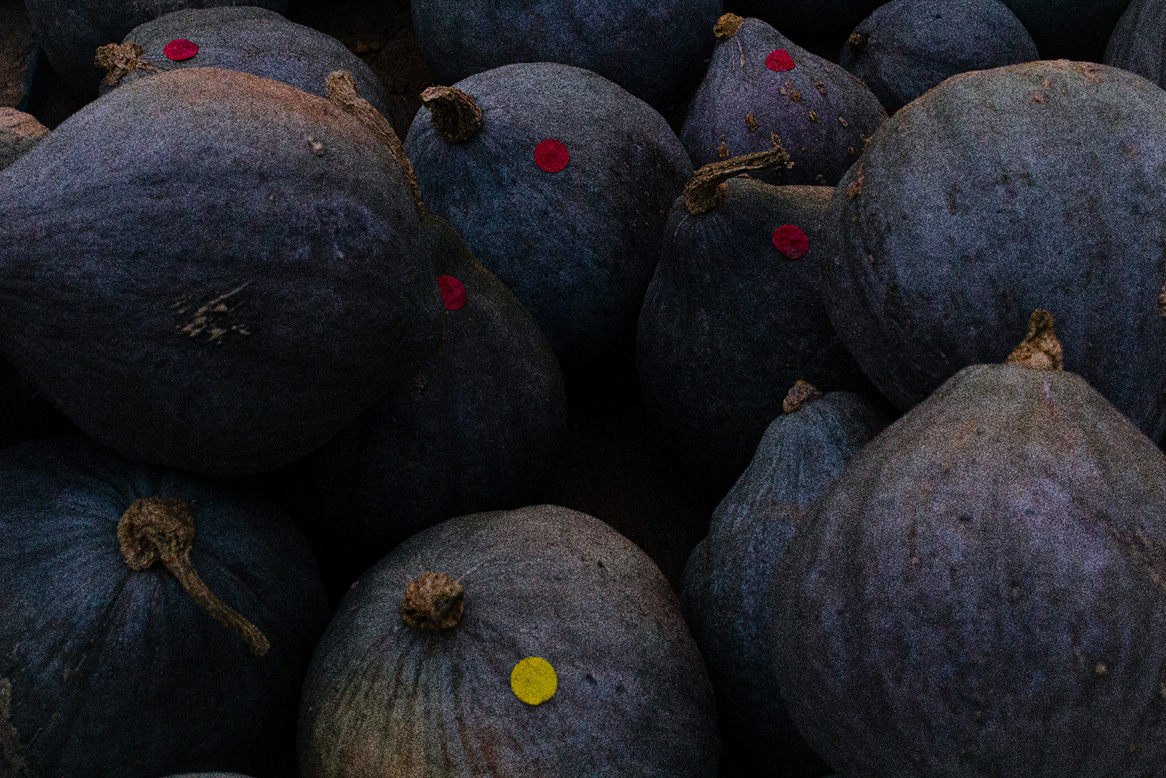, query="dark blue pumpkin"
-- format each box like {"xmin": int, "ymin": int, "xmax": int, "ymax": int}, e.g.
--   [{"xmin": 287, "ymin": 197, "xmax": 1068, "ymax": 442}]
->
[
  {"xmin": 1105, "ymin": 0, "xmax": 1166, "ymax": 89},
  {"xmin": 0, "ymin": 435, "xmax": 329, "ymax": 777}
]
